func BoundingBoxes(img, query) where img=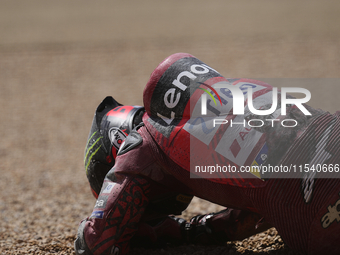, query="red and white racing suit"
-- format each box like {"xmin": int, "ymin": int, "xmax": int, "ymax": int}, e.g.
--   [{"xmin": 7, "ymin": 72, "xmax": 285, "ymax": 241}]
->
[{"xmin": 75, "ymin": 53, "xmax": 340, "ymax": 255}]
